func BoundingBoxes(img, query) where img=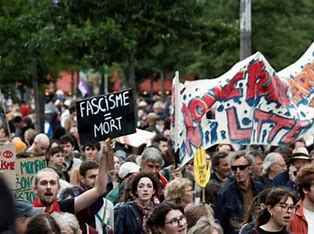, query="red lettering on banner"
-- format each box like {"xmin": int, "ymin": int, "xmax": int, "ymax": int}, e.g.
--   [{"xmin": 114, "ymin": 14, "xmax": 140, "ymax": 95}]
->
[
  {"xmin": 0, "ymin": 160, "xmax": 15, "ymax": 170},
  {"xmin": 267, "ymin": 115, "xmax": 295, "ymax": 142},
  {"xmin": 247, "ymin": 61, "xmax": 290, "ymax": 106},
  {"xmin": 187, "ymin": 88, "xmax": 220, "ymax": 123},
  {"xmin": 221, "ymin": 71, "xmax": 244, "ymax": 100},
  {"xmin": 254, "ymin": 109, "xmax": 312, "ymax": 144},
  {"xmin": 226, "ymin": 107, "xmax": 252, "ymax": 141},
  {"xmin": 254, "ymin": 110, "xmax": 271, "ymax": 141},
  {"xmin": 189, "ymin": 99, "xmax": 208, "ymax": 122},
  {"xmin": 182, "ymin": 104, "xmax": 202, "ymax": 155},
  {"xmin": 283, "ymin": 120, "xmax": 311, "ymax": 144}
]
